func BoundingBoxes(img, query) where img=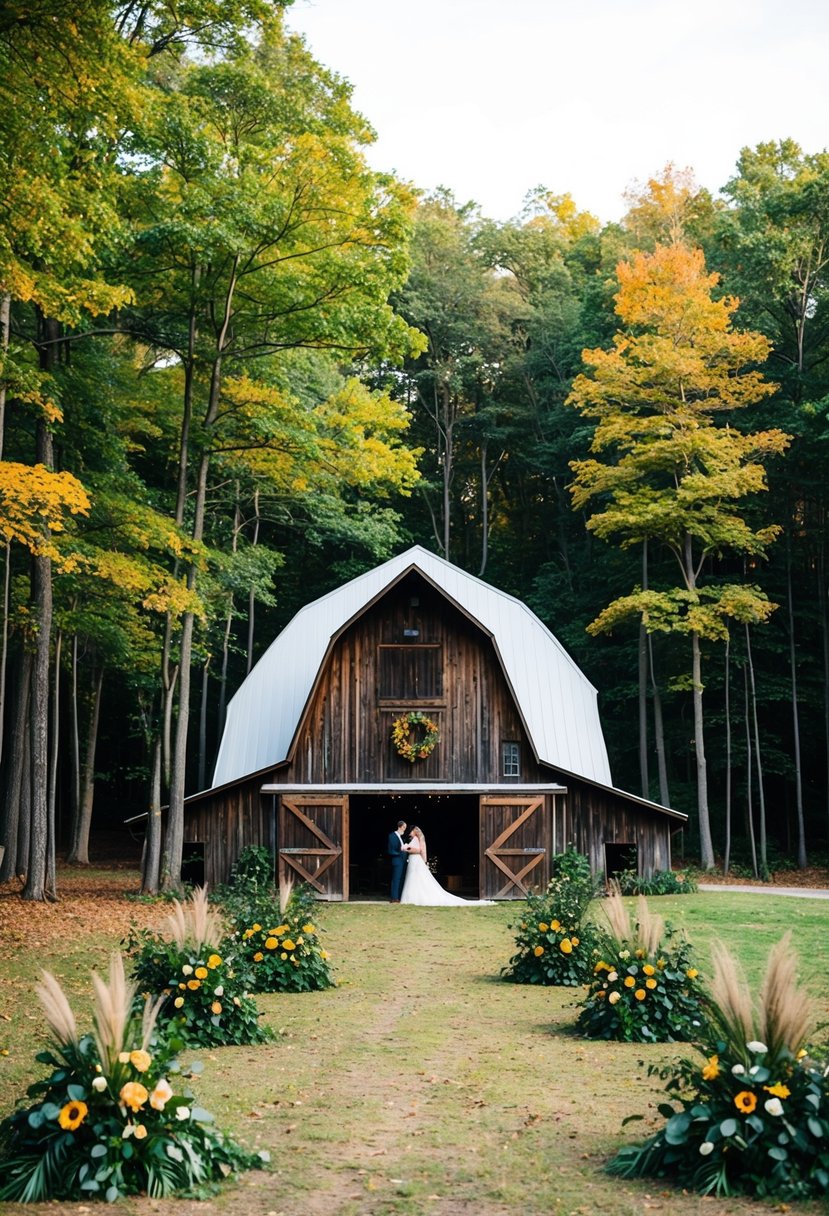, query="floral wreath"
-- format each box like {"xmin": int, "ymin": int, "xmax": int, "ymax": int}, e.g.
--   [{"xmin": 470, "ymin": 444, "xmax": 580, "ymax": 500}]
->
[{"xmin": 391, "ymin": 711, "xmax": 440, "ymax": 763}]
